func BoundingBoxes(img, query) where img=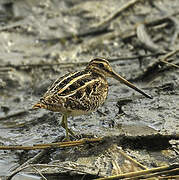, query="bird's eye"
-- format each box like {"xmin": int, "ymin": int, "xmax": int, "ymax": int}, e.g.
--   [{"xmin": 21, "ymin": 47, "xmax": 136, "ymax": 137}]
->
[{"xmin": 98, "ymin": 63, "xmax": 104, "ymax": 68}]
